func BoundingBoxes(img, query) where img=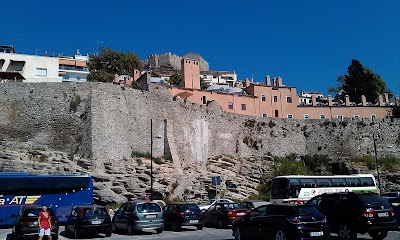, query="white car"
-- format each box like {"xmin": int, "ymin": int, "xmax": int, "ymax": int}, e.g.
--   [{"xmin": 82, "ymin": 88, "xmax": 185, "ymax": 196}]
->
[{"xmin": 198, "ymin": 198, "xmax": 235, "ymax": 211}]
